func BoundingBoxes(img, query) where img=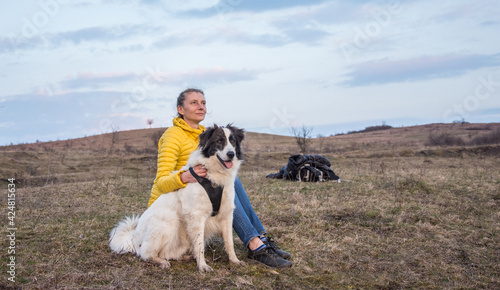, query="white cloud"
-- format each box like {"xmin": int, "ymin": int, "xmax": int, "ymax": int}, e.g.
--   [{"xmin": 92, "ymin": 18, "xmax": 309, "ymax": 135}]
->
[
  {"xmin": 341, "ymin": 54, "xmax": 500, "ymax": 87},
  {"xmin": 1, "ymin": 0, "xmax": 500, "ymax": 144}
]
